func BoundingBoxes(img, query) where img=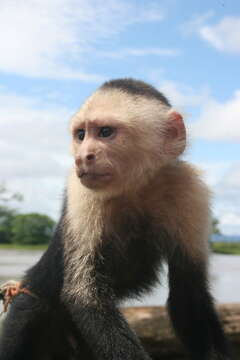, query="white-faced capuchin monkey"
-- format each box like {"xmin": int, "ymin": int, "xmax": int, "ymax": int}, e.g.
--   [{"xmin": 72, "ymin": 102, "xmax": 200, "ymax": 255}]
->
[{"xmin": 0, "ymin": 79, "xmax": 232, "ymax": 360}]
